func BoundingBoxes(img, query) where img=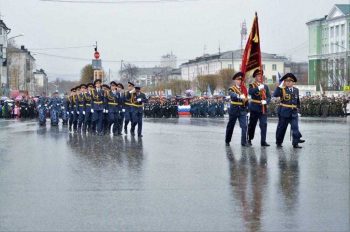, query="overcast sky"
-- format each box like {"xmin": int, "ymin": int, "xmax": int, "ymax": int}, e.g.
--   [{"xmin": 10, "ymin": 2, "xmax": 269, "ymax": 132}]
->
[{"xmin": 1, "ymin": 0, "xmax": 349, "ymax": 81}]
